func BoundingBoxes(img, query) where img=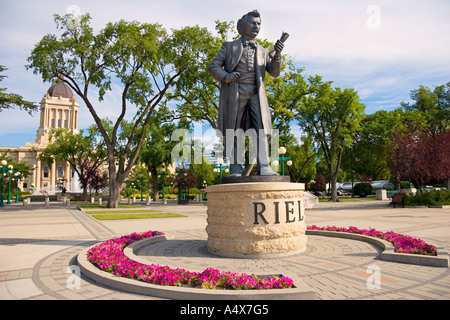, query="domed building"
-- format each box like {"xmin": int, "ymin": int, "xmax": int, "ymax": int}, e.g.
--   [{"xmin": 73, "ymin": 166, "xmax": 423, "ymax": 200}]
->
[{"xmin": 0, "ymin": 80, "xmax": 80, "ymax": 194}]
